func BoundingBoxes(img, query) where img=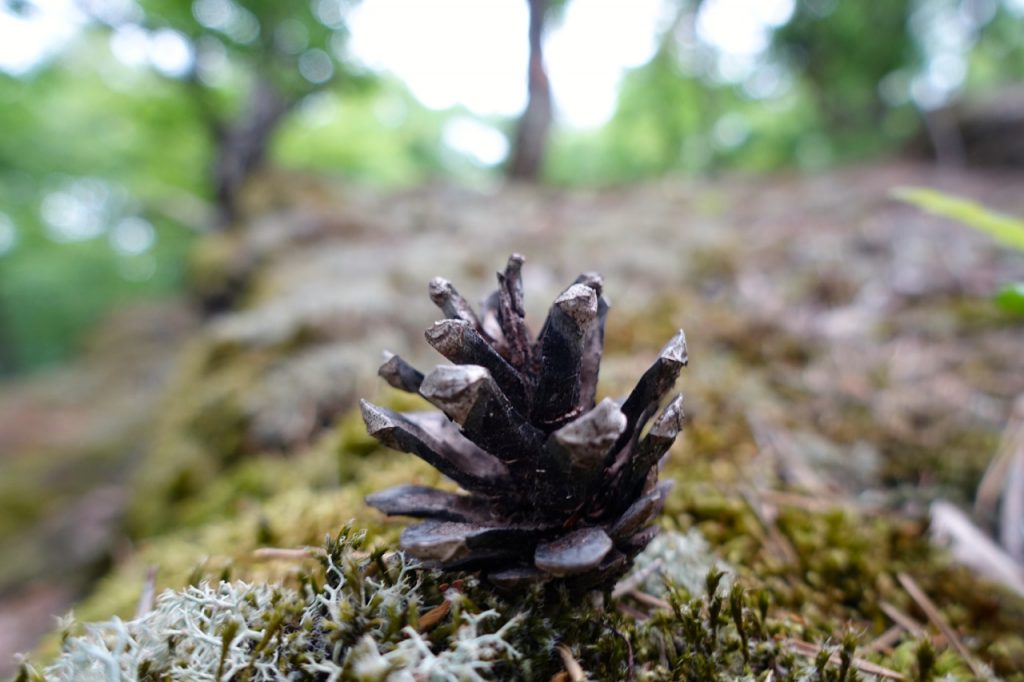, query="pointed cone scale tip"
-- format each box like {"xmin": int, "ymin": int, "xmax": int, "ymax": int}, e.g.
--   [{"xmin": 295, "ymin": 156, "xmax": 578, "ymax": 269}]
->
[
  {"xmin": 377, "ymin": 352, "xmax": 401, "ymax": 377},
  {"xmin": 660, "ymin": 329, "xmax": 688, "ymax": 366},
  {"xmin": 428, "ymin": 276, "xmax": 450, "ymax": 302},
  {"xmin": 420, "ymin": 365, "xmax": 490, "ymax": 423},
  {"xmin": 575, "ymin": 272, "xmax": 604, "ymax": 296},
  {"xmin": 610, "ymin": 481, "xmax": 674, "ymax": 540},
  {"xmin": 359, "ymin": 399, "xmax": 395, "ymax": 435},
  {"xmin": 425, "ymin": 318, "xmax": 469, "ymax": 352},
  {"xmin": 554, "ymin": 284, "xmax": 598, "ymax": 324},
  {"xmin": 649, "ymin": 395, "xmax": 685, "ymax": 439}
]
